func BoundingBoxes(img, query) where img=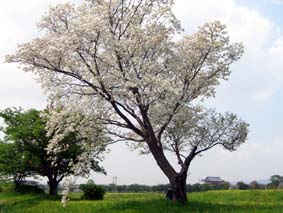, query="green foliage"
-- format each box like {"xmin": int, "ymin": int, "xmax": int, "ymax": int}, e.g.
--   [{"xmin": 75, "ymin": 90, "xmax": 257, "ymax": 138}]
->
[
  {"xmin": 151, "ymin": 184, "xmax": 170, "ymax": 192},
  {"xmin": 0, "ymin": 181, "xmax": 14, "ymax": 192},
  {"xmin": 98, "ymin": 183, "xmax": 230, "ymax": 193},
  {"xmin": 186, "ymin": 183, "xmax": 230, "ymax": 192},
  {"xmin": 0, "ymin": 108, "xmax": 80, "ymax": 172},
  {"xmin": 201, "ymin": 183, "xmax": 214, "ymax": 191},
  {"xmin": 127, "ymin": 184, "xmax": 151, "ymax": 192},
  {"xmin": 79, "ymin": 184, "xmax": 86, "ymax": 191},
  {"xmin": 0, "ymin": 107, "xmax": 105, "ymax": 195},
  {"xmin": 237, "ymin": 181, "xmax": 250, "ymax": 190},
  {"xmin": 0, "ymin": 108, "xmax": 48, "ymax": 181},
  {"xmin": 0, "ymin": 141, "xmax": 33, "ymax": 188},
  {"xmin": 267, "ymin": 175, "xmax": 283, "ymax": 189},
  {"xmin": 116, "ymin": 185, "xmax": 128, "ymax": 192},
  {"xmin": 15, "ymin": 183, "xmax": 45, "ymax": 194},
  {"xmin": 81, "ymin": 184, "xmax": 105, "ymax": 200},
  {"xmin": 188, "ymin": 183, "xmax": 202, "ymax": 192},
  {"xmin": 213, "ymin": 182, "xmax": 230, "ymax": 190}
]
